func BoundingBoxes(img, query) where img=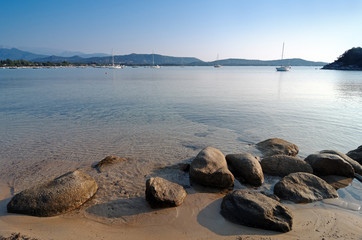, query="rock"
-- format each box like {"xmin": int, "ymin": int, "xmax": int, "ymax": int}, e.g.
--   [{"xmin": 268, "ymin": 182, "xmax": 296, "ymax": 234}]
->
[
  {"xmin": 322, "ymin": 47, "xmax": 362, "ymax": 70},
  {"xmin": 305, "ymin": 153, "xmax": 355, "ymax": 177},
  {"xmin": 7, "ymin": 170, "xmax": 98, "ymax": 217},
  {"xmin": 274, "ymin": 172, "xmax": 338, "ymax": 203},
  {"xmin": 93, "ymin": 155, "xmax": 127, "ymax": 172},
  {"xmin": 319, "ymin": 150, "xmax": 362, "ymax": 175},
  {"xmin": 256, "ymin": 138, "xmax": 299, "ymax": 157},
  {"xmin": 220, "ymin": 190, "xmax": 293, "ymax": 232},
  {"xmin": 346, "ymin": 145, "xmax": 362, "ymax": 165},
  {"xmin": 260, "ymin": 154, "xmax": 313, "ymax": 177},
  {"xmin": 190, "ymin": 147, "xmax": 234, "ymax": 189},
  {"xmin": 225, "ymin": 153, "xmax": 264, "ymax": 187},
  {"xmin": 145, "ymin": 177, "xmax": 187, "ymax": 208}
]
